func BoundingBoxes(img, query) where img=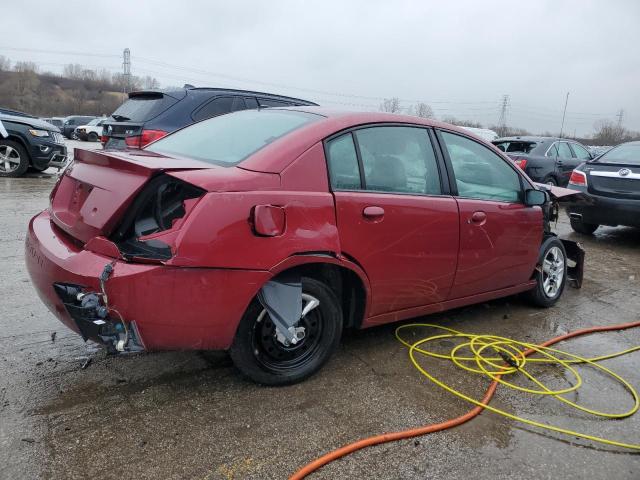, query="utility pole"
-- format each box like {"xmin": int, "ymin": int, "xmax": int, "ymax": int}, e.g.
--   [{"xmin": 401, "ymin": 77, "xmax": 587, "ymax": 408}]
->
[
  {"xmin": 559, "ymin": 92, "xmax": 569, "ymax": 138},
  {"xmin": 123, "ymin": 48, "xmax": 131, "ymax": 94},
  {"xmin": 497, "ymin": 94, "xmax": 510, "ymax": 136}
]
